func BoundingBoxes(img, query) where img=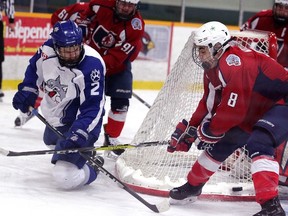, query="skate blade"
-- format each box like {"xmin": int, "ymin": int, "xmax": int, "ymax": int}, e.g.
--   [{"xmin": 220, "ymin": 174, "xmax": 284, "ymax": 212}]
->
[
  {"xmin": 169, "ymin": 196, "xmax": 198, "ymax": 205},
  {"xmin": 104, "ymin": 150, "xmax": 119, "ymax": 161}
]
